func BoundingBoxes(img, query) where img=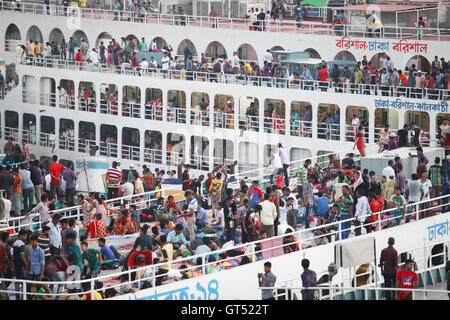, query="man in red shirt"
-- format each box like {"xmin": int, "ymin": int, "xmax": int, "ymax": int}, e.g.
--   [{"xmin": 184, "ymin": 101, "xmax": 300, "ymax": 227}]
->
[
  {"xmin": 317, "ymin": 66, "xmax": 329, "ymax": 91},
  {"xmin": 75, "ymin": 49, "xmax": 83, "ymax": 67},
  {"xmin": 395, "ymin": 259, "xmax": 418, "ymax": 300},
  {"xmin": 181, "ymin": 164, "xmax": 192, "ymax": 191},
  {"xmin": 49, "ymin": 155, "xmax": 65, "ymax": 200}
]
